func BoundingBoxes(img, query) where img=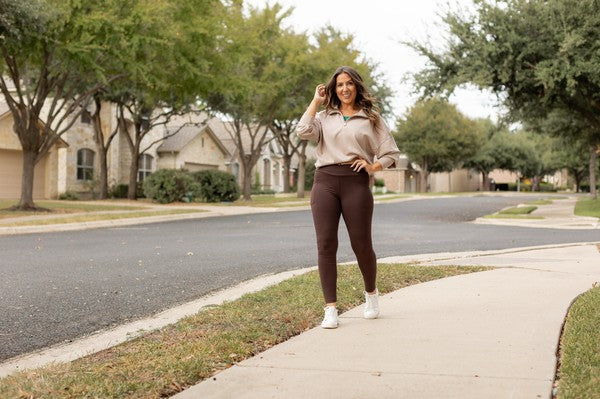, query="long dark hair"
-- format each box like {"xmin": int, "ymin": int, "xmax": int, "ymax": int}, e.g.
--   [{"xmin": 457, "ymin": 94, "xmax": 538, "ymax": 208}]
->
[{"xmin": 324, "ymin": 66, "xmax": 382, "ymax": 129}]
